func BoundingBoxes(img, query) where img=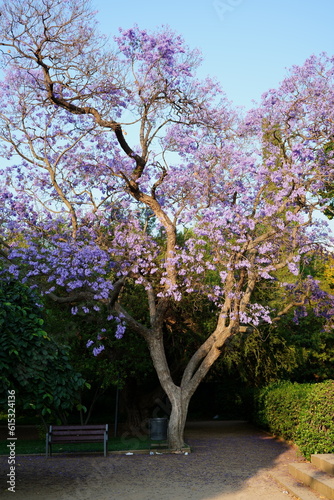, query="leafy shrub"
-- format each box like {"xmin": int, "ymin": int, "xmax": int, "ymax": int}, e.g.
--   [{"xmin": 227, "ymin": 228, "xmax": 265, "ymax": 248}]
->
[
  {"xmin": 295, "ymin": 380, "xmax": 334, "ymax": 459},
  {"xmin": 254, "ymin": 380, "xmax": 334, "ymax": 459},
  {"xmin": 254, "ymin": 381, "xmax": 312, "ymax": 440},
  {"xmin": 0, "ymin": 279, "xmax": 86, "ymax": 420}
]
